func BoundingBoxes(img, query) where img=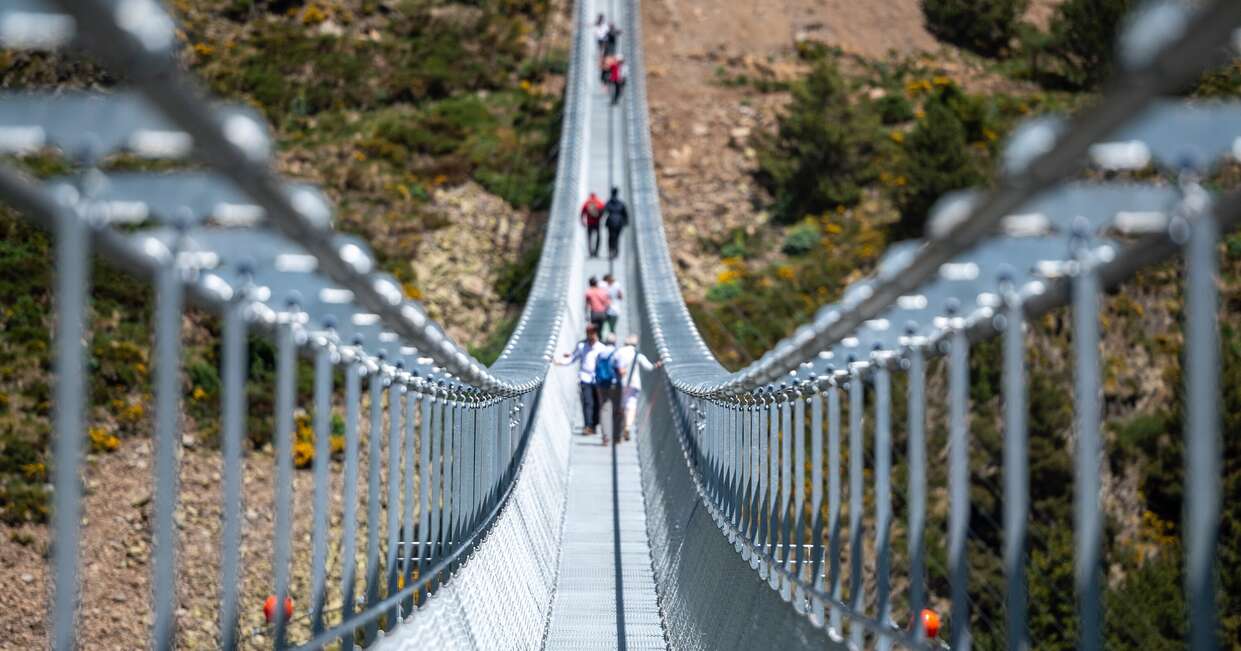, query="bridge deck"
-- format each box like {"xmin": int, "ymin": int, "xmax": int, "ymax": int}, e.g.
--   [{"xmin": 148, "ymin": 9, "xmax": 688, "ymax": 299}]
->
[{"xmin": 544, "ymin": 3, "xmax": 666, "ymax": 645}]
